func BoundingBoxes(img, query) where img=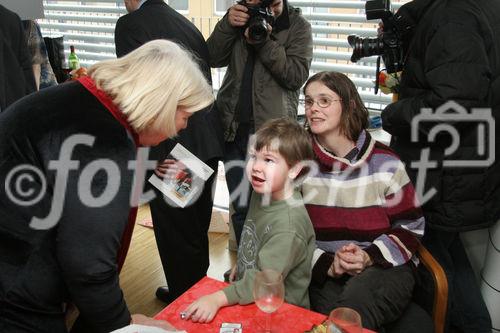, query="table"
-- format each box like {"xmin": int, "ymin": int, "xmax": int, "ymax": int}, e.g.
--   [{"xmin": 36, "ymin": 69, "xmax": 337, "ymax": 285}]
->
[
  {"xmin": 155, "ymin": 276, "xmax": 324, "ymax": 333},
  {"xmin": 154, "ymin": 276, "xmax": 375, "ymax": 333}
]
